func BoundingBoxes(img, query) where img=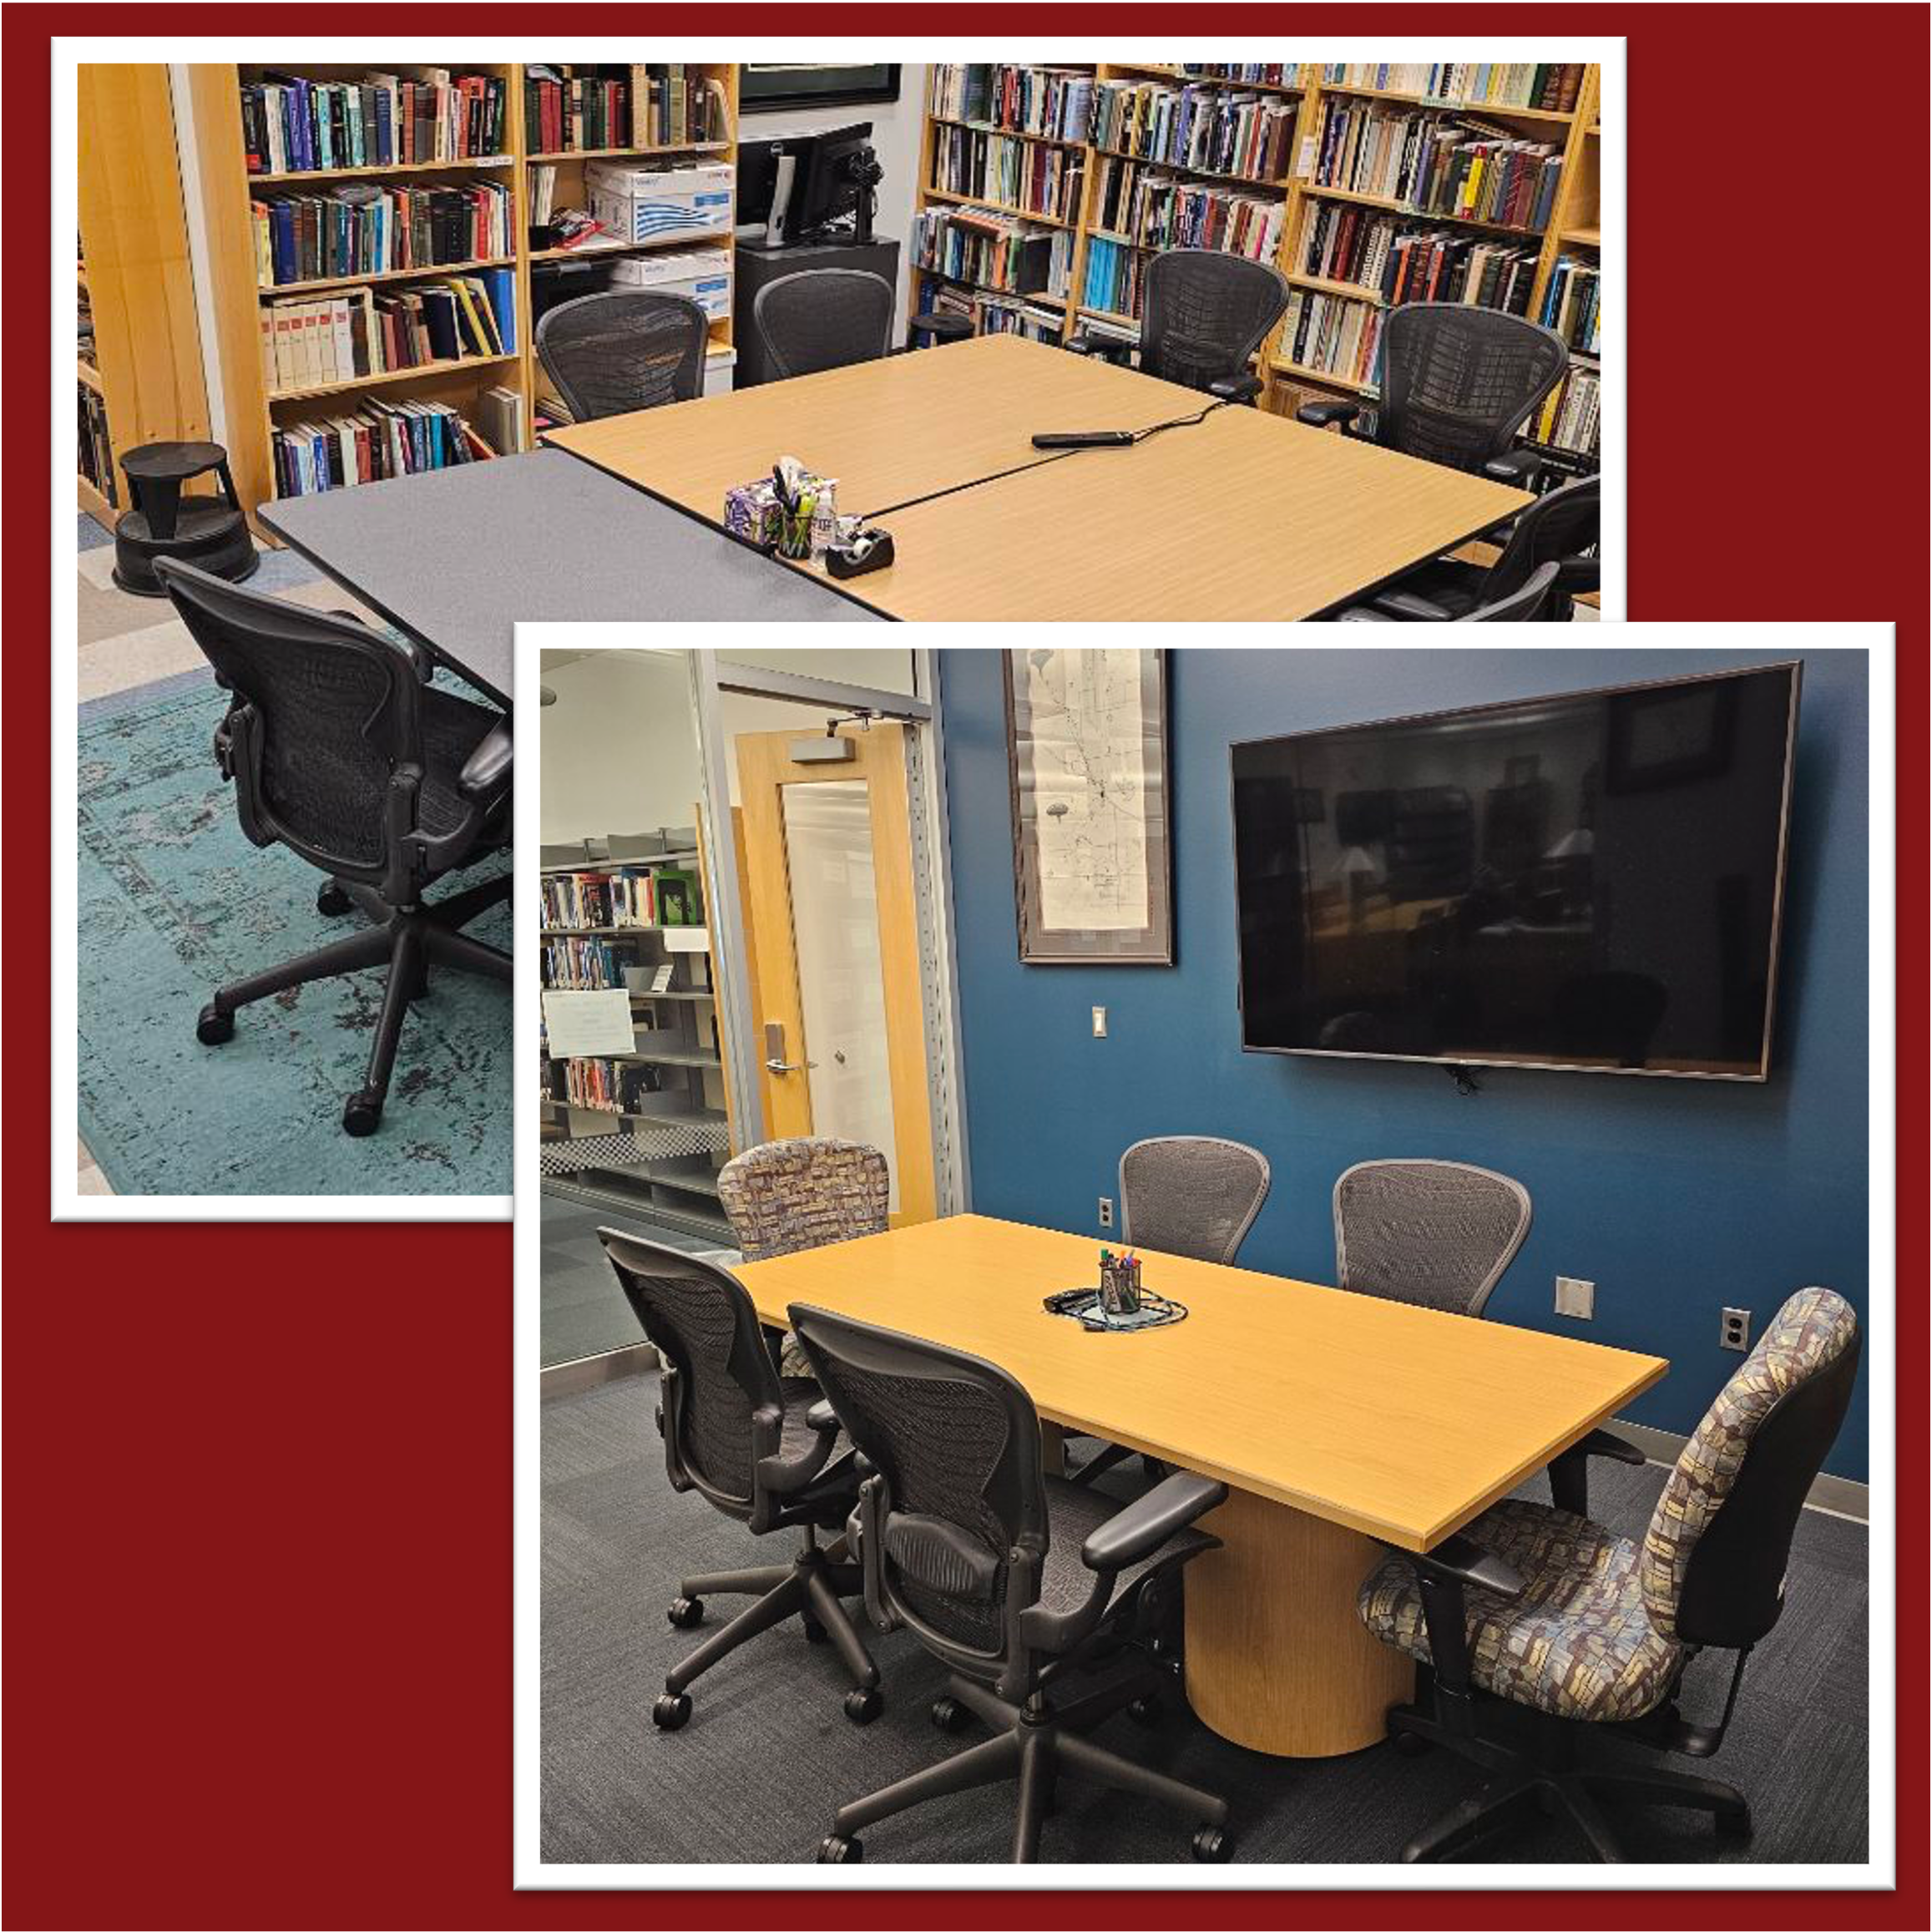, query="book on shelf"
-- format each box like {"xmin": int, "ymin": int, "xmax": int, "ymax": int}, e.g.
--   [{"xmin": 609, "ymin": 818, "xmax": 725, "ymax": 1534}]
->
[
  {"xmin": 1539, "ymin": 255, "xmax": 1601, "ymax": 354},
  {"xmin": 1280, "ymin": 286, "xmax": 1383, "ymax": 387},
  {"xmin": 542, "ymin": 935, "xmax": 624, "ymax": 990},
  {"xmin": 260, "ymin": 268, "xmax": 514, "ymax": 392},
  {"xmin": 1307, "ymin": 99, "xmax": 1430, "ymax": 200},
  {"xmin": 541, "ymin": 868, "xmax": 664, "ymax": 930},
  {"xmin": 928, "ymin": 63, "xmax": 1094, "ymax": 141},
  {"xmin": 1181, "ymin": 63, "xmax": 1296, "ymax": 88},
  {"xmin": 975, "ymin": 294, "xmax": 1067, "ymax": 341},
  {"xmin": 475, "ymin": 385, "xmax": 527, "ymax": 456},
  {"xmin": 930, "ymin": 124, "xmax": 1085, "ymax": 221},
  {"xmin": 1080, "ymin": 235, "xmax": 1146, "ymax": 321},
  {"xmin": 1090, "ymin": 79, "xmax": 1297, "ymax": 183},
  {"xmin": 78, "ymin": 382, "xmax": 117, "ymax": 504},
  {"xmin": 1302, "ymin": 205, "xmax": 1540, "ymax": 314},
  {"xmin": 1089, "ymin": 157, "xmax": 1285, "ymax": 260},
  {"xmin": 912, "ymin": 204, "xmax": 1074, "ymax": 299},
  {"xmin": 561, "ymin": 1057, "xmax": 663, "ymax": 1114},
  {"xmin": 1527, "ymin": 364, "xmax": 1601, "ymax": 460},
  {"xmin": 271, "ymin": 397, "xmax": 484, "ymax": 498},
  {"xmin": 241, "ymin": 69, "xmax": 508, "ymax": 174},
  {"xmin": 250, "ymin": 180, "xmax": 512, "ymax": 286},
  {"xmin": 523, "ymin": 64, "xmax": 630, "ymax": 153},
  {"xmin": 1314, "ymin": 63, "xmax": 1584, "ymax": 112},
  {"xmin": 1409, "ymin": 121, "xmax": 1563, "ymax": 230}
]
